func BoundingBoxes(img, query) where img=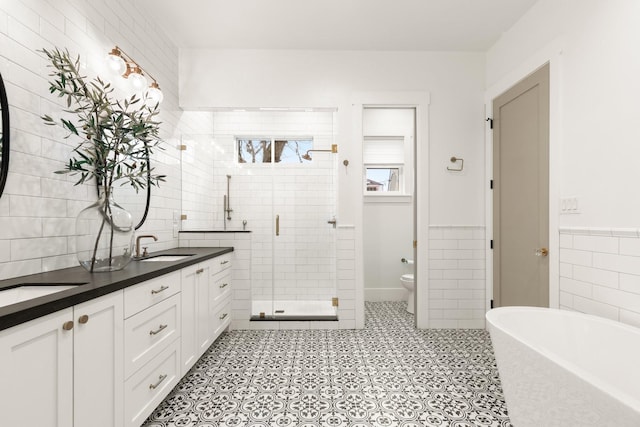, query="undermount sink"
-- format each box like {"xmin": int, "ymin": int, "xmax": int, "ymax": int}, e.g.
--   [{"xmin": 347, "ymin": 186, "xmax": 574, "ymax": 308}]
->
[
  {"xmin": 138, "ymin": 254, "xmax": 195, "ymax": 262},
  {"xmin": 0, "ymin": 283, "xmax": 85, "ymax": 308}
]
